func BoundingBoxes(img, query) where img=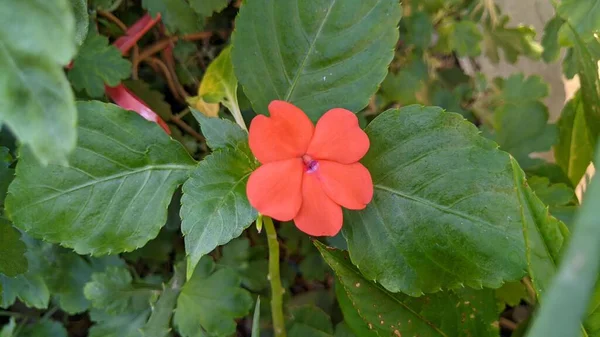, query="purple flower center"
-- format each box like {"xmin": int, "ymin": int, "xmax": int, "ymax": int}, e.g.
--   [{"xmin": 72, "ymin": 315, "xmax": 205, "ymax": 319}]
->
[{"xmin": 302, "ymin": 155, "xmax": 319, "ymax": 173}]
